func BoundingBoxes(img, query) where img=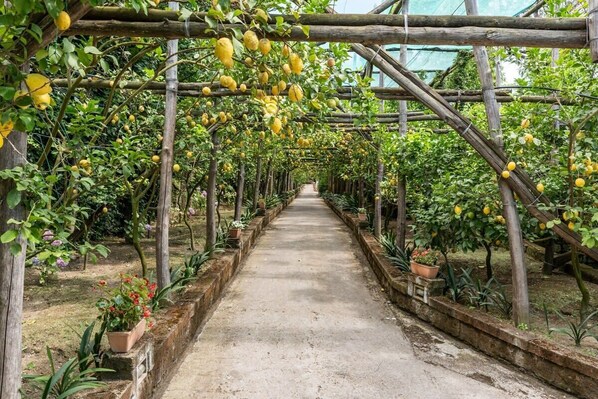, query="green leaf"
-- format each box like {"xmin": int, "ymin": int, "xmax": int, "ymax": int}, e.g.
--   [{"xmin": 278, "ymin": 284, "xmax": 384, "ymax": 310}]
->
[
  {"xmin": 10, "ymin": 243, "xmax": 22, "ymax": 256},
  {"xmin": 1, "ymin": 229, "xmax": 18, "ymax": 244},
  {"xmin": 84, "ymin": 46, "xmax": 102, "ymax": 55},
  {"xmin": 6, "ymin": 189, "xmax": 21, "ymax": 209},
  {"xmin": 300, "ymin": 25, "xmax": 310, "ymax": 37},
  {"xmin": 0, "ymin": 87, "xmax": 16, "ymax": 101}
]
